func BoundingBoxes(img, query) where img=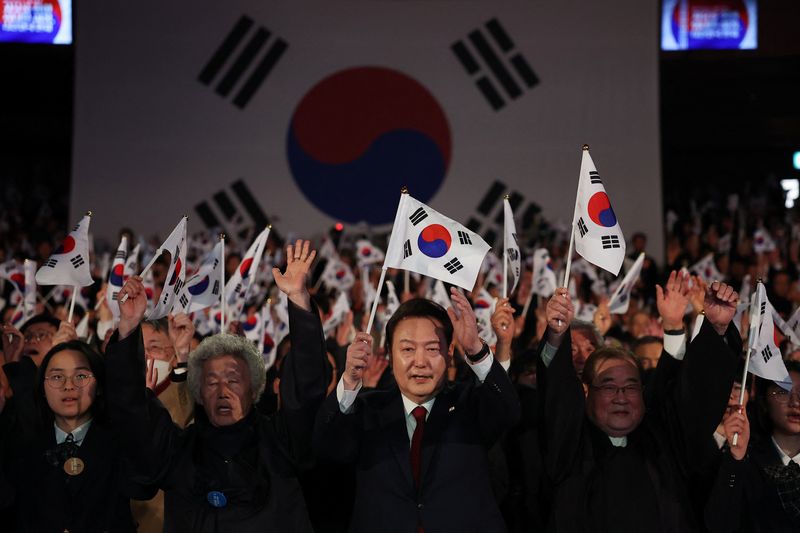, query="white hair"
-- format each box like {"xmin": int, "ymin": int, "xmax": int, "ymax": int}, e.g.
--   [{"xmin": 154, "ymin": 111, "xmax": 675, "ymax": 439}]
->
[{"xmin": 187, "ymin": 333, "xmax": 266, "ymax": 404}]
